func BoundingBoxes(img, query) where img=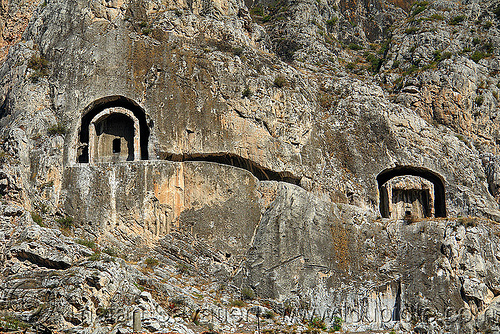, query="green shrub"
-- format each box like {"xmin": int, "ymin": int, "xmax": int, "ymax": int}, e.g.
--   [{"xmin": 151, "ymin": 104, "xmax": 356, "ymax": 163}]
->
[
  {"xmin": 142, "ymin": 28, "xmax": 151, "ymax": 36},
  {"xmin": 411, "ymin": 1, "xmax": 428, "ymax": 16},
  {"xmin": 433, "ymin": 50, "xmax": 452, "ymax": 62},
  {"xmin": 331, "ymin": 316, "xmax": 343, "ymax": 331},
  {"xmin": 348, "ymin": 43, "xmax": 363, "ymax": 50},
  {"xmin": 31, "ymin": 212, "xmax": 44, "ymax": 226},
  {"xmin": 89, "ymin": 251, "xmax": 101, "ymax": 261},
  {"xmin": 0, "ymin": 314, "xmax": 31, "ymax": 331},
  {"xmin": 449, "ymin": 15, "xmax": 465, "ymax": 25},
  {"xmin": 471, "ymin": 50, "xmax": 488, "ymax": 63},
  {"xmin": 250, "ymin": 6, "xmax": 263, "ymax": 17},
  {"xmin": 242, "ymin": 86, "xmax": 252, "ymax": 98},
  {"xmin": 230, "ymin": 299, "xmax": 246, "ymax": 307},
  {"xmin": 484, "ymin": 21, "xmax": 493, "ymax": 29},
  {"xmin": 262, "ymin": 310, "xmax": 275, "ymax": 319},
  {"xmin": 48, "ymin": 123, "xmax": 66, "ymax": 136},
  {"xmin": 96, "ymin": 307, "xmax": 111, "ymax": 316},
  {"xmin": 241, "ymin": 287, "xmax": 255, "ymax": 300},
  {"xmin": 326, "ymin": 17, "xmax": 338, "ymax": 27},
  {"xmin": 103, "ymin": 247, "xmax": 118, "ymax": 257},
  {"xmin": 429, "ymin": 13, "xmax": 444, "ymax": 20},
  {"xmin": 274, "ymin": 75, "xmax": 287, "ymax": 88},
  {"xmin": 346, "ymin": 62, "xmax": 356, "ymax": 71},
  {"xmin": 76, "ymin": 238, "xmax": 96, "ymax": 250},
  {"xmin": 475, "ymin": 95, "xmax": 484, "ymax": 106},
  {"xmin": 309, "ymin": 317, "xmax": 326, "ymax": 330},
  {"xmin": 232, "ymin": 47, "xmax": 244, "ymax": 56},
  {"xmin": 405, "ymin": 27, "xmax": 419, "ymax": 34},
  {"xmin": 146, "ymin": 257, "xmax": 159, "ymax": 268},
  {"xmin": 56, "ymin": 215, "xmax": 74, "ymax": 229},
  {"xmin": 176, "ymin": 262, "xmax": 189, "ymax": 274},
  {"xmin": 27, "ymin": 54, "xmax": 49, "ymax": 82},
  {"xmin": 365, "ymin": 53, "xmax": 383, "ymax": 72},
  {"xmin": 484, "ymin": 41, "xmax": 495, "ymax": 54}
]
